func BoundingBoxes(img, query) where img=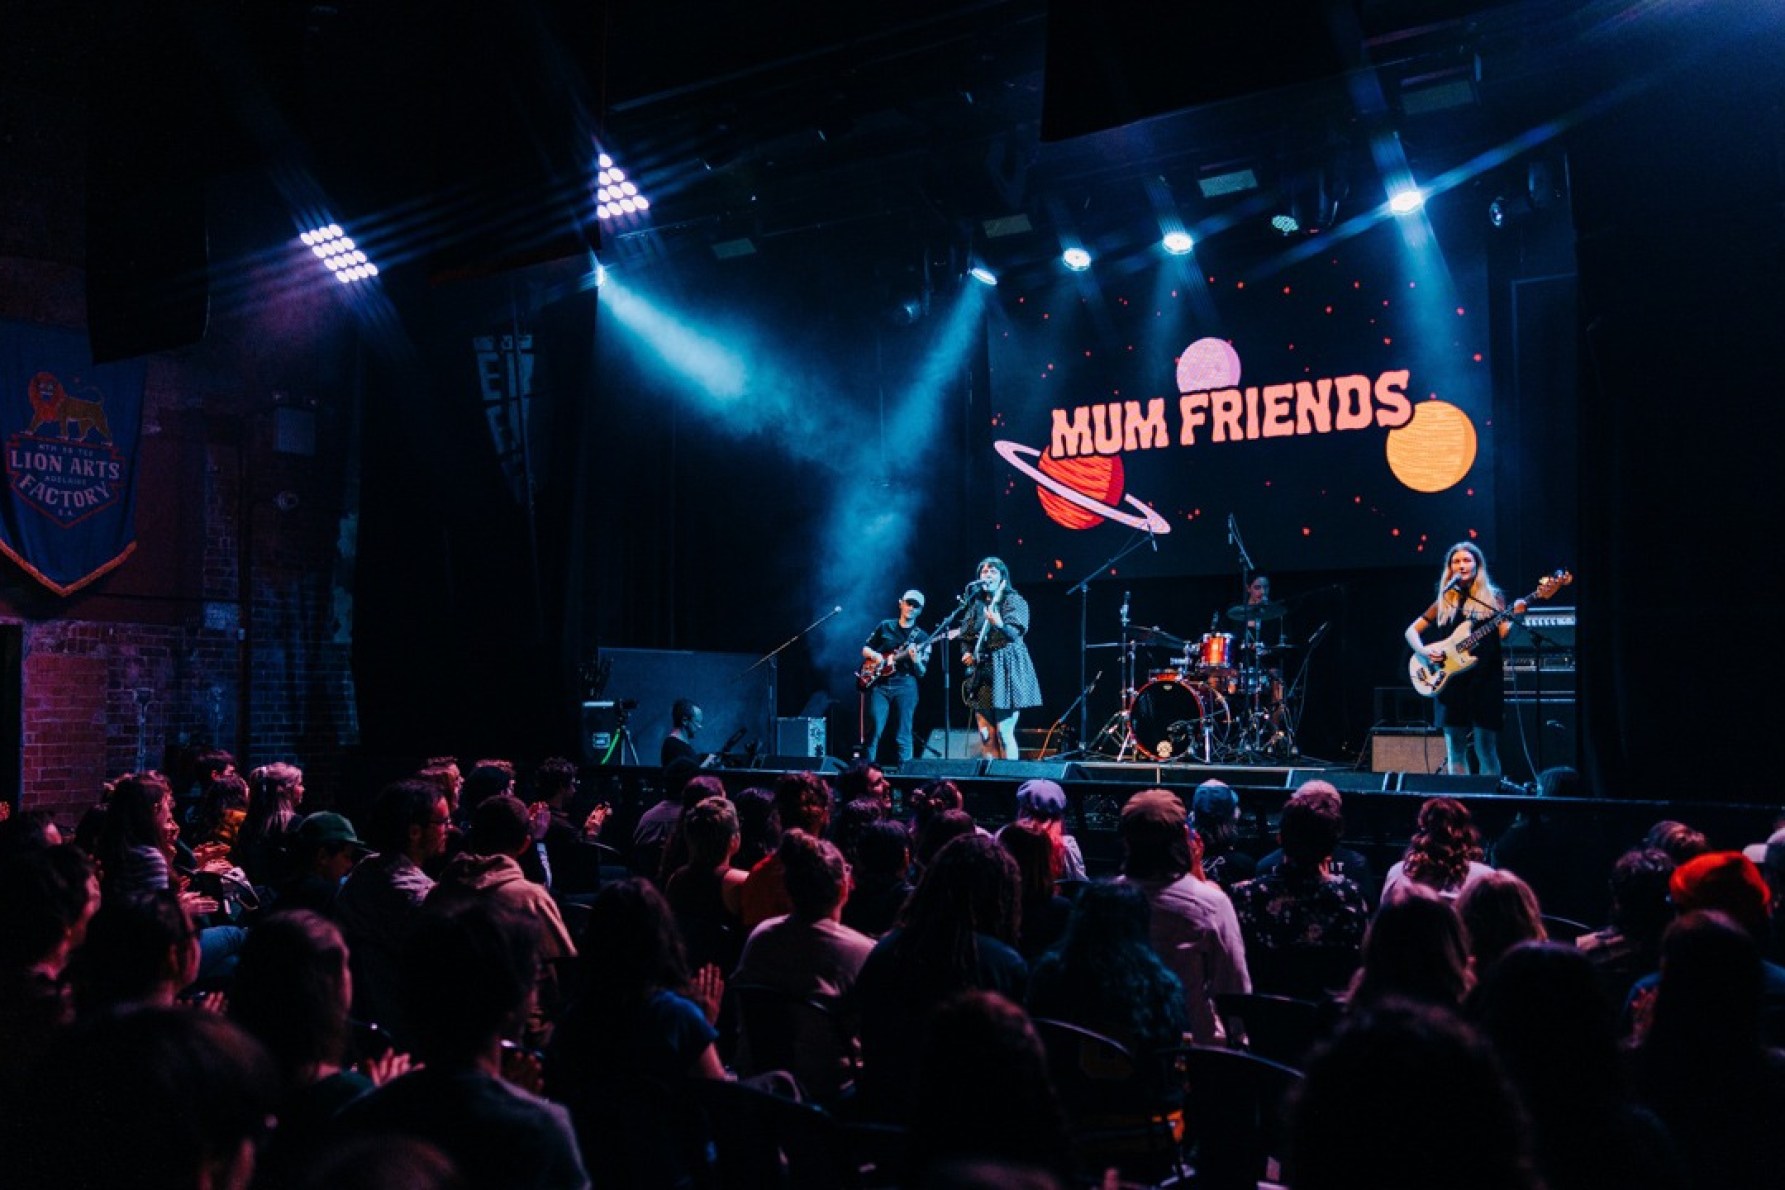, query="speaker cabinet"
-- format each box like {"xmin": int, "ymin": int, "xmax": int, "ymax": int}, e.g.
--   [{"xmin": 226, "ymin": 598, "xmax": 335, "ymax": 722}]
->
[
  {"xmin": 923, "ymin": 729, "xmax": 983, "ymax": 761},
  {"xmin": 1370, "ymin": 730, "xmax": 1447, "ymax": 774},
  {"xmin": 775, "ymin": 717, "xmax": 827, "ymax": 758},
  {"xmin": 1503, "ymin": 697, "xmax": 1578, "ymax": 785}
]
